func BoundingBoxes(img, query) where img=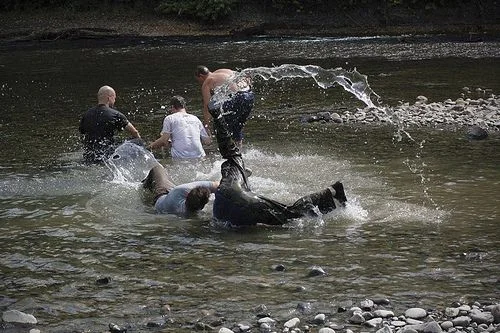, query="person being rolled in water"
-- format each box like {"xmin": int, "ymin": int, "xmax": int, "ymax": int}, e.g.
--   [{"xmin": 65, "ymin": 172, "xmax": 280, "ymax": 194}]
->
[
  {"xmin": 79, "ymin": 85, "xmax": 141, "ymax": 164},
  {"xmin": 195, "ymin": 65, "xmax": 254, "ymax": 148},
  {"xmin": 142, "ymin": 164, "xmax": 219, "ymax": 217},
  {"xmin": 209, "ymin": 106, "xmax": 347, "ymax": 227}
]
